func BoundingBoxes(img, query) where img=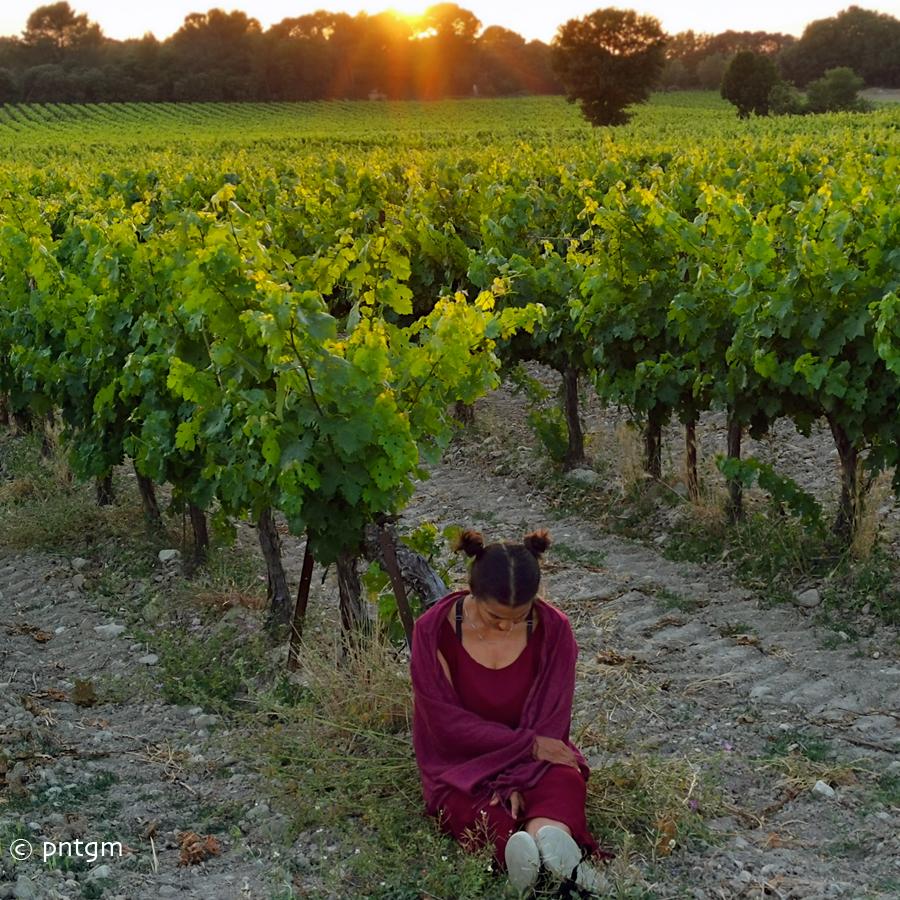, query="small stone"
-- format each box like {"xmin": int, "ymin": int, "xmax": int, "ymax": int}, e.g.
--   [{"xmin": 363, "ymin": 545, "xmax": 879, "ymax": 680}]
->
[
  {"xmin": 72, "ymin": 573, "xmax": 86, "ymax": 590},
  {"xmin": 94, "ymin": 623, "xmax": 126, "ymax": 638},
  {"xmin": 137, "ymin": 654, "xmax": 159, "ymax": 666},
  {"xmin": 244, "ymin": 801, "xmax": 270, "ymax": 823},
  {"xmin": 812, "ymin": 779, "xmax": 836, "ymax": 799},
  {"xmin": 87, "ymin": 864, "xmax": 112, "ymax": 881},
  {"xmin": 12, "ymin": 876, "xmax": 38, "ymax": 900},
  {"xmin": 72, "ymin": 558, "xmax": 89, "ymax": 571},
  {"xmin": 793, "ymin": 588, "xmax": 821, "ymax": 609},
  {"xmin": 158, "ymin": 549, "xmax": 180, "ymax": 563},
  {"xmin": 565, "ymin": 468, "xmax": 602, "ymax": 486},
  {"xmin": 141, "ymin": 601, "xmax": 164, "ymax": 623}
]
